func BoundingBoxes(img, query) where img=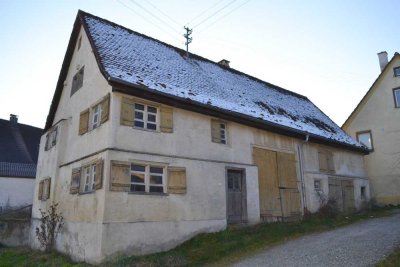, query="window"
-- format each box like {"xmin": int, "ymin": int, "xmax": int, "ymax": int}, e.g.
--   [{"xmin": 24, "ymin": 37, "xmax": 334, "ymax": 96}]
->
[
  {"xmin": 70, "ymin": 159, "xmax": 103, "ymax": 195},
  {"xmin": 394, "ymin": 67, "xmax": 400, "ymax": 77},
  {"xmin": 81, "ymin": 163, "xmax": 99, "ymax": 193},
  {"xmin": 314, "ymin": 180, "xmax": 322, "ymax": 191},
  {"xmin": 356, "ymin": 131, "xmax": 373, "ymax": 151},
  {"xmin": 79, "ymin": 94, "xmax": 110, "ymax": 135},
  {"xmin": 318, "ymin": 150, "xmax": 334, "ymax": 173},
  {"xmin": 130, "ymin": 164, "xmax": 165, "ymax": 193},
  {"xmin": 121, "ymin": 97, "xmax": 173, "ymax": 133},
  {"xmin": 134, "ymin": 103, "xmax": 158, "ymax": 130},
  {"xmin": 77, "ymin": 36, "xmax": 82, "ymax": 51},
  {"xmin": 394, "ymin": 88, "xmax": 400, "ymax": 108},
  {"xmin": 361, "ymin": 186, "xmax": 366, "ymax": 200},
  {"xmin": 38, "ymin": 177, "xmax": 51, "ymax": 201},
  {"xmin": 71, "ymin": 66, "xmax": 84, "ymax": 96},
  {"xmin": 45, "ymin": 126, "xmax": 58, "ymax": 151},
  {"xmin": 92, "ymin": 103, "xmax": 102, "ymax": 129},
  {"xmin": 211, "ymin": 119, "xmax": 228, "ymax": 144}
]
